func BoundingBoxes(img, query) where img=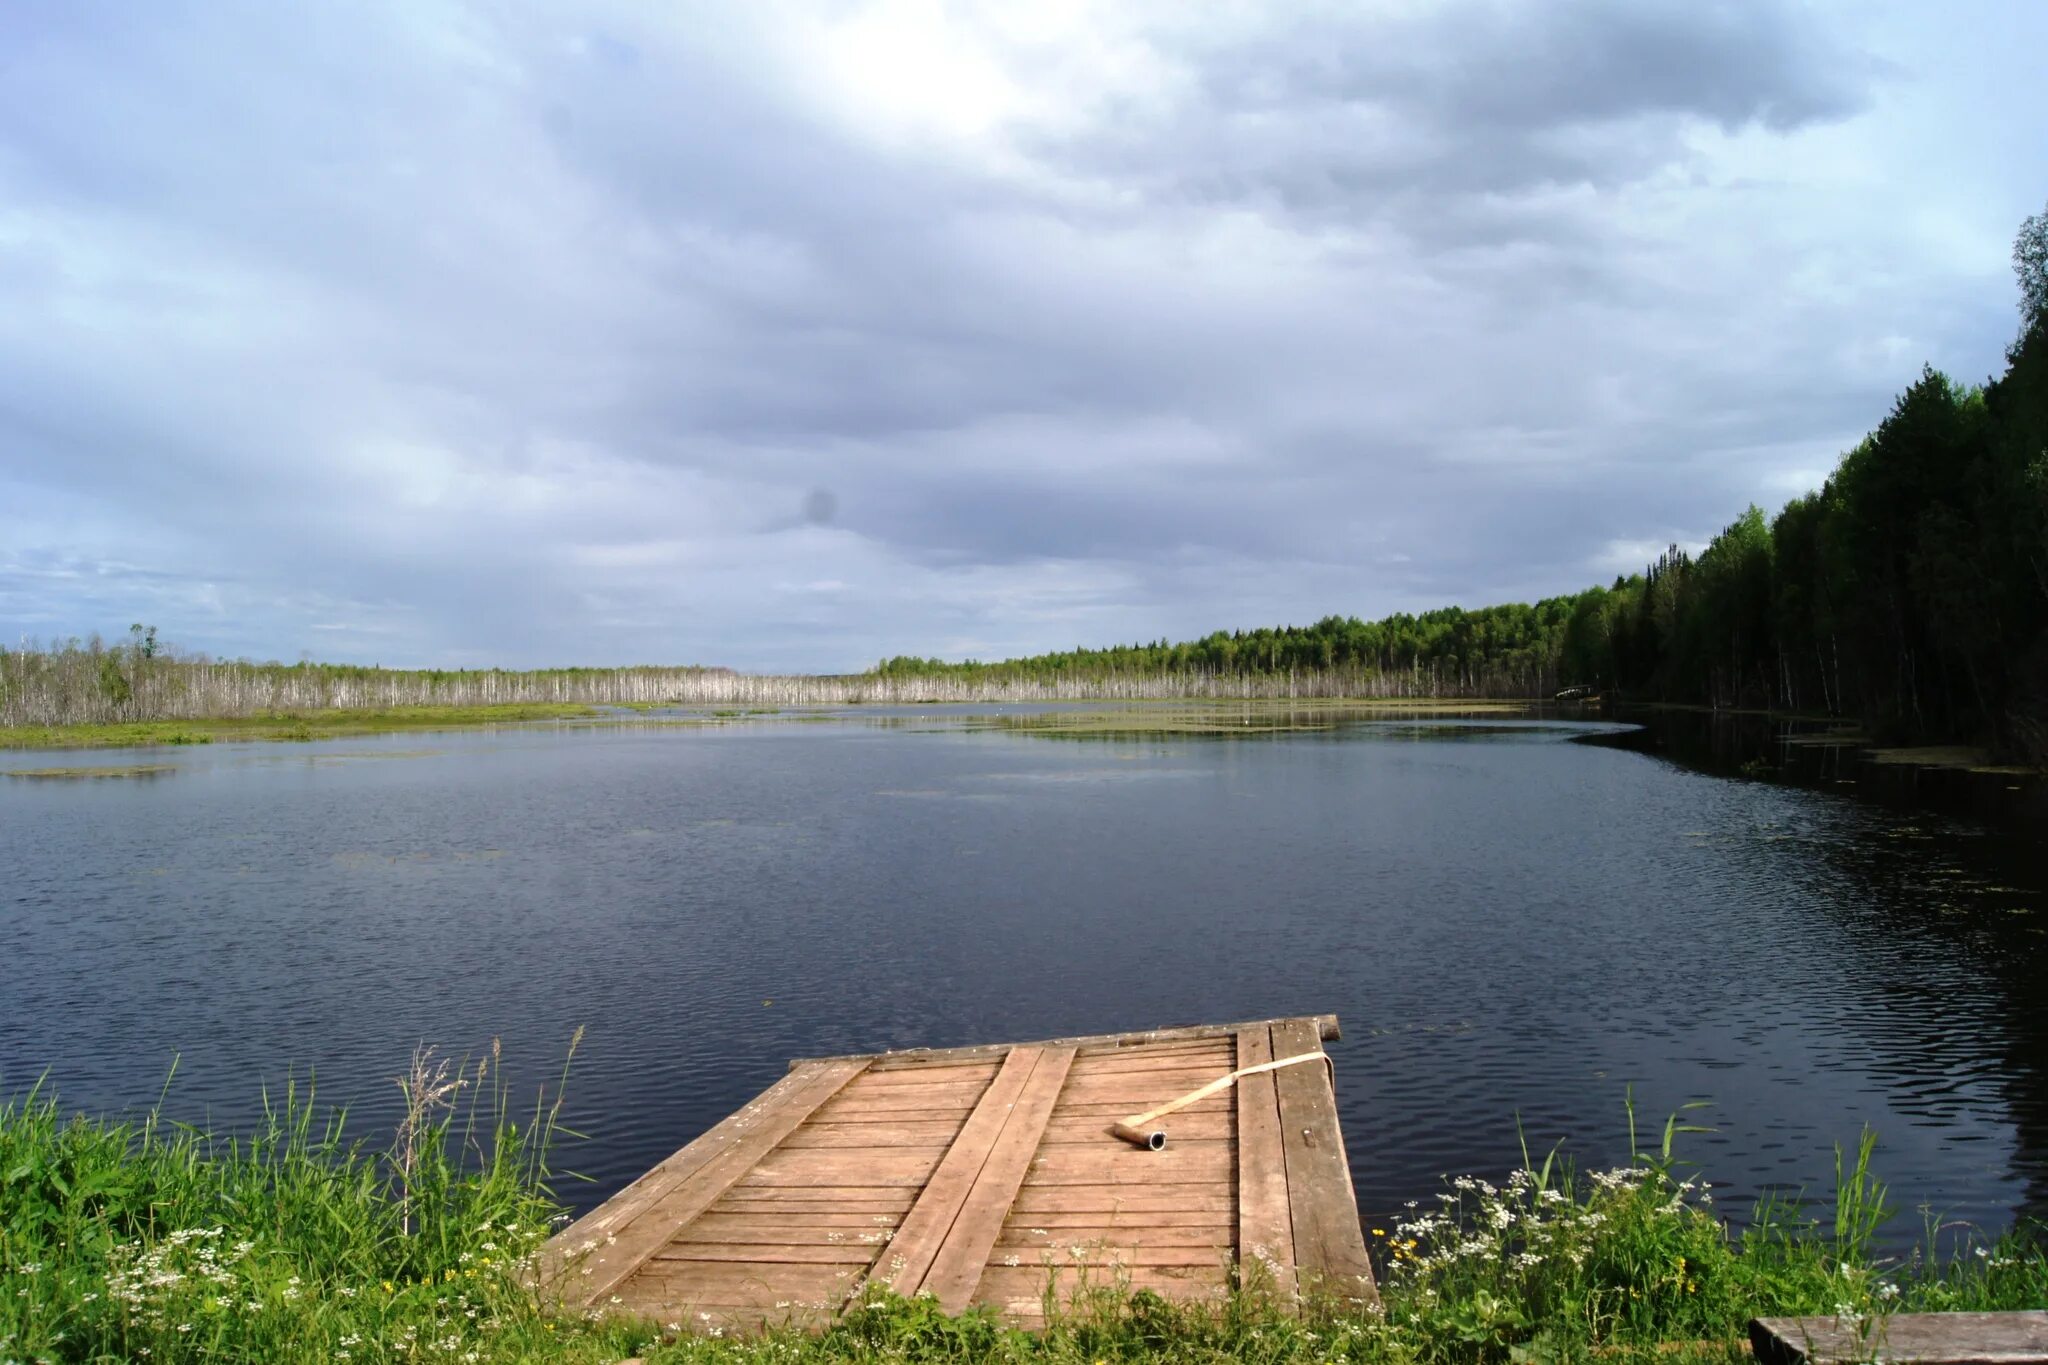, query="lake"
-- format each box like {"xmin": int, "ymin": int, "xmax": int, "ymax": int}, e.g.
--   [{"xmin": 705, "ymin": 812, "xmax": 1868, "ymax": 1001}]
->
[{"xmin": 3, "ymin": 705, "xmax": 2044, "ymax": 1247}]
